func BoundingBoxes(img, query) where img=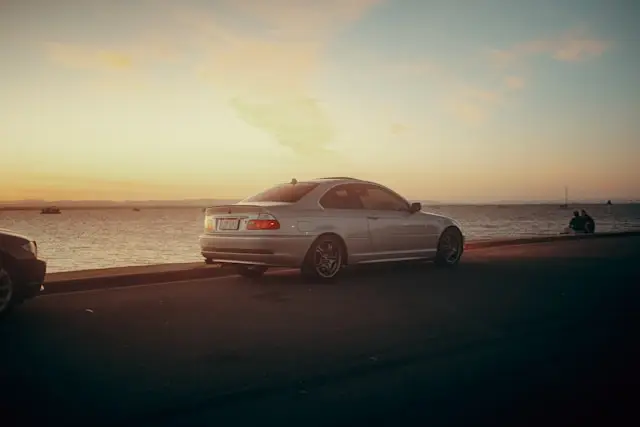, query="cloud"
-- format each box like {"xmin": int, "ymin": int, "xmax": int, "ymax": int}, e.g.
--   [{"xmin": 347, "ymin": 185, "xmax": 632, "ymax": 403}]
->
[
  {"xmin": 504, "ymin": 76, "xmax": 525, "ymax": 90},
  {"xmin": 45, "ymin": 42, "xmax": 158, "ymax": 92},
  {"xmin": 376, "ymin": 53, "xmax": 505, "ymax": 125},
  {"xmin": 489, "ymin": 27, "xmax": 609, "ymax": 66},
  {"xmin": 173, "ymin": 0, "xmax": 383, "ymax": 98},
  {"xmin": 390, "ymin": 123, "xmax": 409, "ymax": 136},
  {"xmin": 362, "ymin": 45, "xmax": 509, "ymax": 125},
  {"xmin": 460, "ymin": 86, "xmax": 502, "ymax": 103},
  {"xmin": 551, "ymin": 37, "xmax": 608, "ymax": 62},
  {"xmin": 227, "ymin": 0, "xmax": 383, "ymax": 37},
  {"xmin": 46, "ymin": 43, "xmax": 135, "ymax": 70},
  {"xmin": 45, "ymin": 0, "xmax": 383, "ymax": 156},
  {"xmin": 196, "ymin": 37, "xmax": 321, "ymax": 98},
  {"xmin": 447, "ymin": 85, "xmax": 503, "ymax": 125},
  {"xmin": 382, "ymin": 60, "xmax": 439, "ymax": 77},
  {"xmin": 175, "ymin": 1, "xmax": 382, "ymax": 154},
  {"xmin": 456, "ymin": 26, "xmax": 609, "ymax": 123},
  {"xmin": 46, "ymin": 38, "xmax": 179, "ymax": 72},
  {"xmin": 229, "ymin": 97, "xmax": 335, "ymax": 156},
  {"xmin": 449, "ymin": 102, "xmax": 488, "ymax": 125}
]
